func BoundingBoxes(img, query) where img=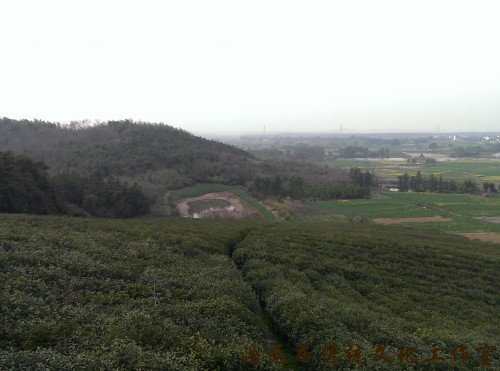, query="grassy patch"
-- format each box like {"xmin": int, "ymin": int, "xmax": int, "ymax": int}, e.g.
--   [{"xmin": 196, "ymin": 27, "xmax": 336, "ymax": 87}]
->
[
  {"xmin": 169, "ymin": 183, "xmax": 234, "ymax": 200},
  {"xmin": 230, "ymin": 187, "xmax": 276, "ymax": 221},
  {"xmin": 266, "ymin": 200, "xmax": 293, "ymax": 220}
]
